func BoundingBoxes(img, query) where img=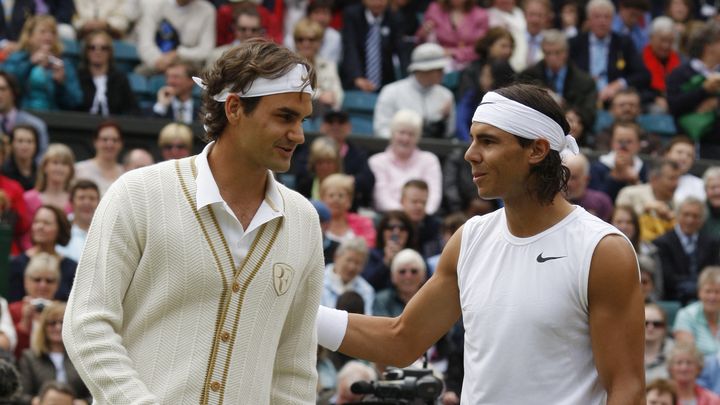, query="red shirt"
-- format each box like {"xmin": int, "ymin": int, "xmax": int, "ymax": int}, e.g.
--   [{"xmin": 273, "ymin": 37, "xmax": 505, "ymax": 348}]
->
[
  {"xmin": 215, "ymin": 3, "xmax": 284, "ymax": 46},
  {"xmin": 0, "ymin": 175, "xmax": 30, "ymax": 256},
  {"xmin": 642, "ymin": 45, "xmax": 681, "ymax": 93}
]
